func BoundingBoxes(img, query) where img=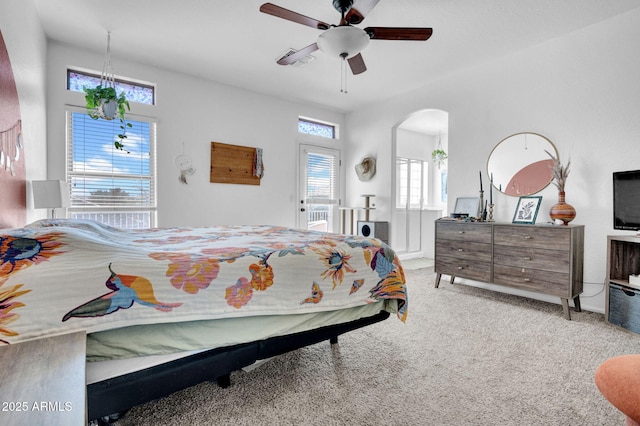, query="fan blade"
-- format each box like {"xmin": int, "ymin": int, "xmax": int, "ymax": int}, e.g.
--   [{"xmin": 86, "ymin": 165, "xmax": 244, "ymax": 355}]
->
[
  {"xmin": 277, "ymin": 43, "xmax": 319, "ymax": 65},
  {"xmin": 347, "ymin": 53, "xmax": 367, "ymax": 75},
  {"xmin": 345, "ymin": 0, "xmax": 381, "ymax": 25},
  {"xmin": 260, "ymin": 3, "xmax": 331, "ymax": 30},
  {"xmin": 365, "ymin": 27, "xmax": 433, "ymax": 41}
]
